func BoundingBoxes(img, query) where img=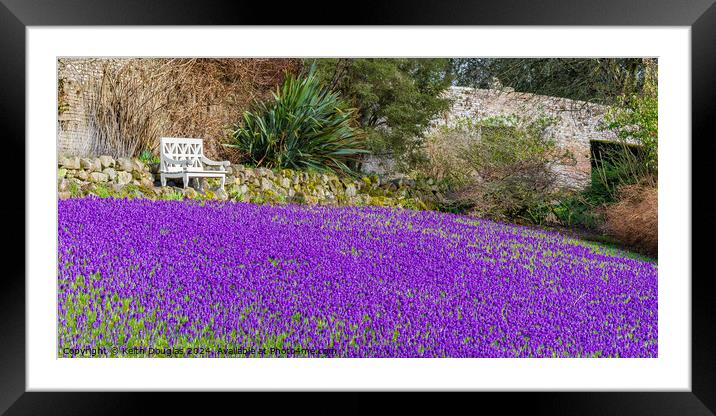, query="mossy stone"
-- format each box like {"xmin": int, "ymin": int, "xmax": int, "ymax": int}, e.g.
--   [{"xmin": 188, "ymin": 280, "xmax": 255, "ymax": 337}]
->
[{"xmin": 290, "ymin": 191, "xmax": 307, "ymax": 204}]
